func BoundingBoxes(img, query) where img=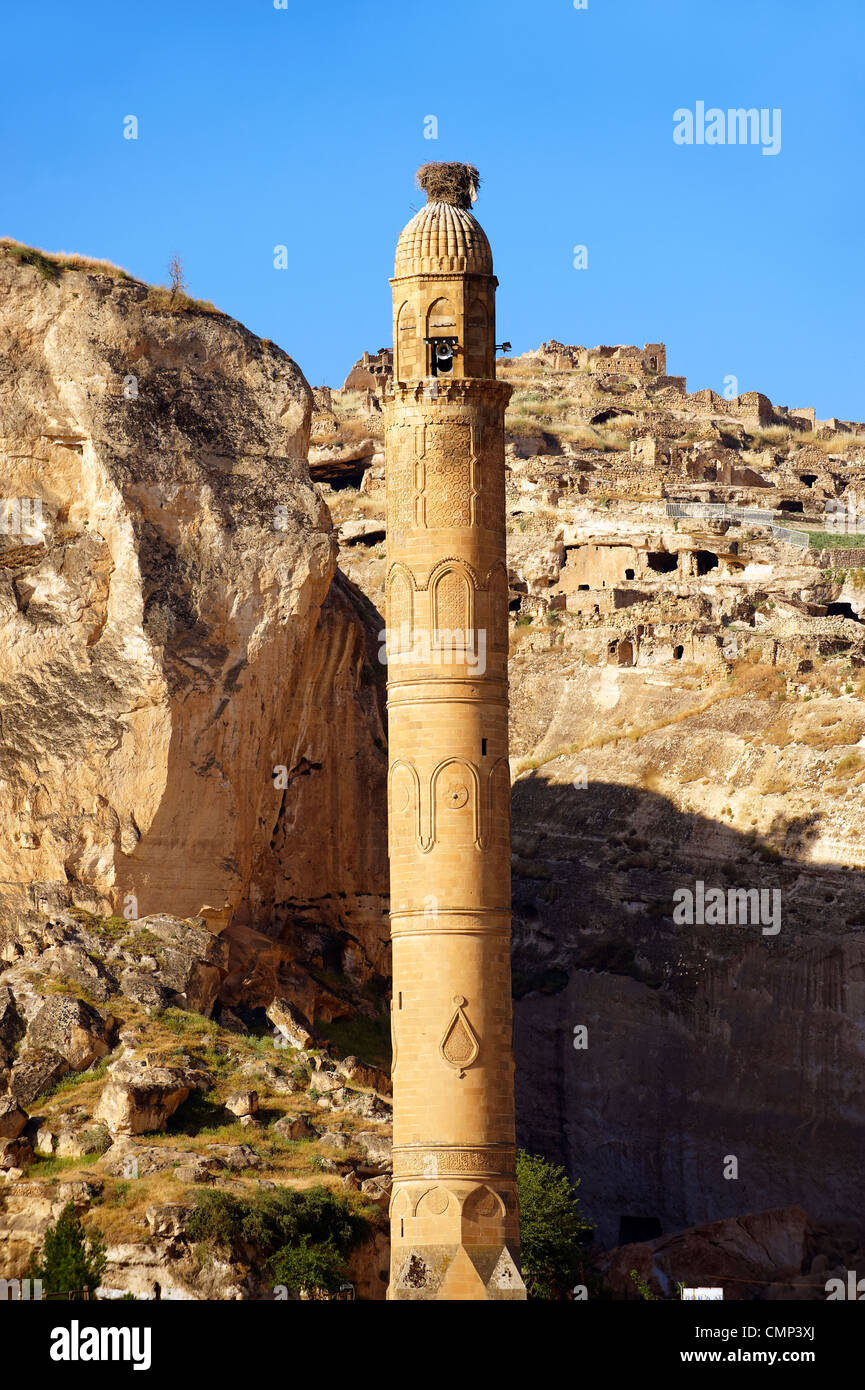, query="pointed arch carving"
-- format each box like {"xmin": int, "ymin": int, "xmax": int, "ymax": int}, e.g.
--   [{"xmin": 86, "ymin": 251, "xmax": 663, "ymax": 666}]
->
[
  {"xmin": 396, "ymin": 299, "xmax": 419, "ymax": 380},
  {"xmin": 388, "ymin": 758, "xmax": 422, "ymax": 855},
  {"xmin": 386, "ymin": 563, "xmax": 416, "ymax": 656},
  {"xmin": 426, "ymin": 295, "xmax": 457, "ymax": 338},
  {"xmin": 485, "ymin": 561, "xmax": 509, "ymax": 653},
  {"xmin": 465, "ymin": 296, "xmax": 489, "ymax": 377},
  {"xmin": 462, "ymin": 1185, "xmax": 506, "ymax": 1221},
  {"xmin": 432, "ymin": 566, "xmax": 470, "ymax": 638},
  {"xmin": 428, "ymin": 757, "xmax": 482, "ymax": 850}
]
